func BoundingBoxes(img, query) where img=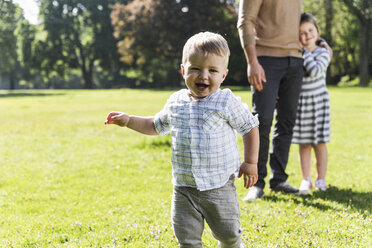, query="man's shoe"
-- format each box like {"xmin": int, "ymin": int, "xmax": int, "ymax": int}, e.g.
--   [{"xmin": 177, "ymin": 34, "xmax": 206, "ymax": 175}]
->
[
  {"xmin": 270, "ymin": 182, "xmax": 299, "ymax": 194},
  {"xmin": 243, "ymin": 186, "xmax": 265, "ymax": 202}
]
